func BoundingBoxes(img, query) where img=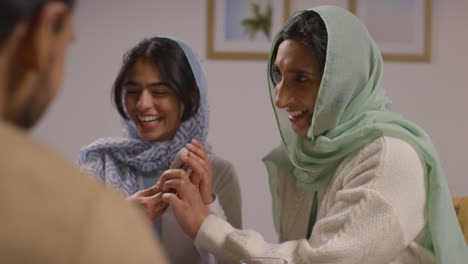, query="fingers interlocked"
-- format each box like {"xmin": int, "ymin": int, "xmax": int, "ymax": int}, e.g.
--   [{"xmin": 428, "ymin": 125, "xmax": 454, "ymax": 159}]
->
[{"xmin": 159, "ymin": 169, "xmax": 193, "ymax": 199}]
